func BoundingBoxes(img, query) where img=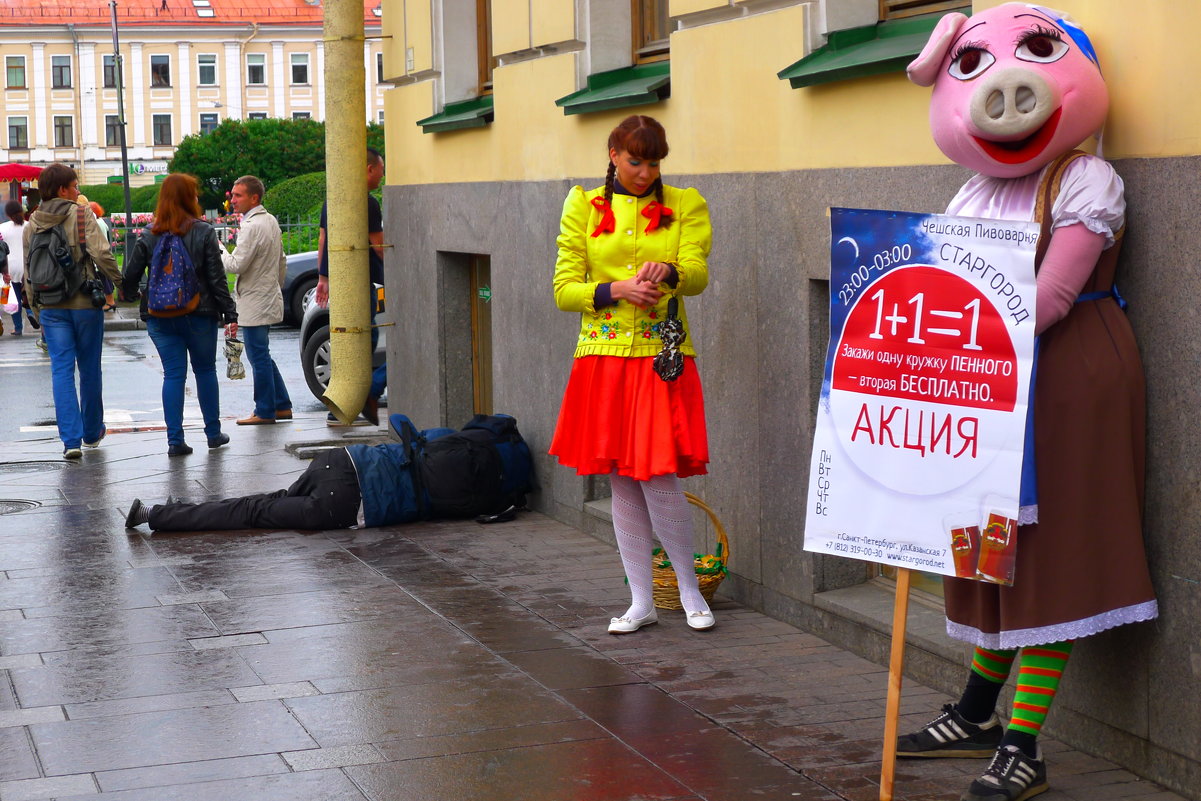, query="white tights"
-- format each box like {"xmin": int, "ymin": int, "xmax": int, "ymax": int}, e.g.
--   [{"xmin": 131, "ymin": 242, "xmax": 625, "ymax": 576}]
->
[{"xmin": 610, "ymin": 471, "xmax": 710, "ymax": 620}]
